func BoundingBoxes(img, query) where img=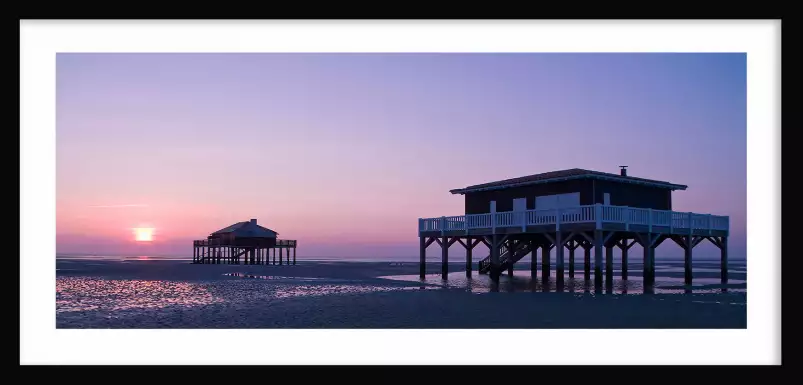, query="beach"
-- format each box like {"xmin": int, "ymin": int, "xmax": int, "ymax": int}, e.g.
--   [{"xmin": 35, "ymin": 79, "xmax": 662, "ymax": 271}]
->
[{"xmin": 56, "ymin": 258, "xmax": 746, "ymax": 329}]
